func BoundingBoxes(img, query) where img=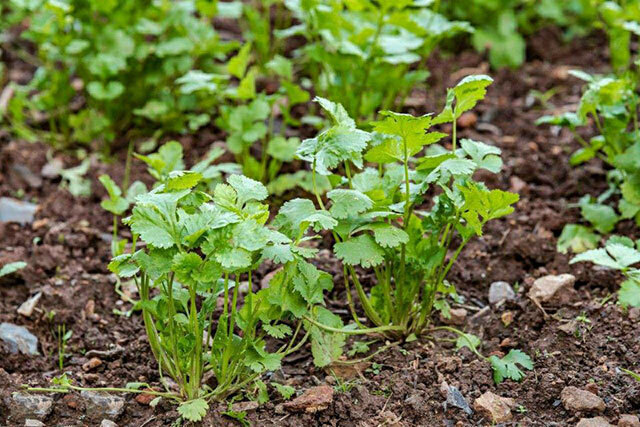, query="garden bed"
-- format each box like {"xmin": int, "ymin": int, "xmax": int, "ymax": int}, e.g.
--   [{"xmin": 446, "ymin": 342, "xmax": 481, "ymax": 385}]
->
[{"xmin": 1, "ymin": 30, "xmax": 639, "ymax": 426}]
